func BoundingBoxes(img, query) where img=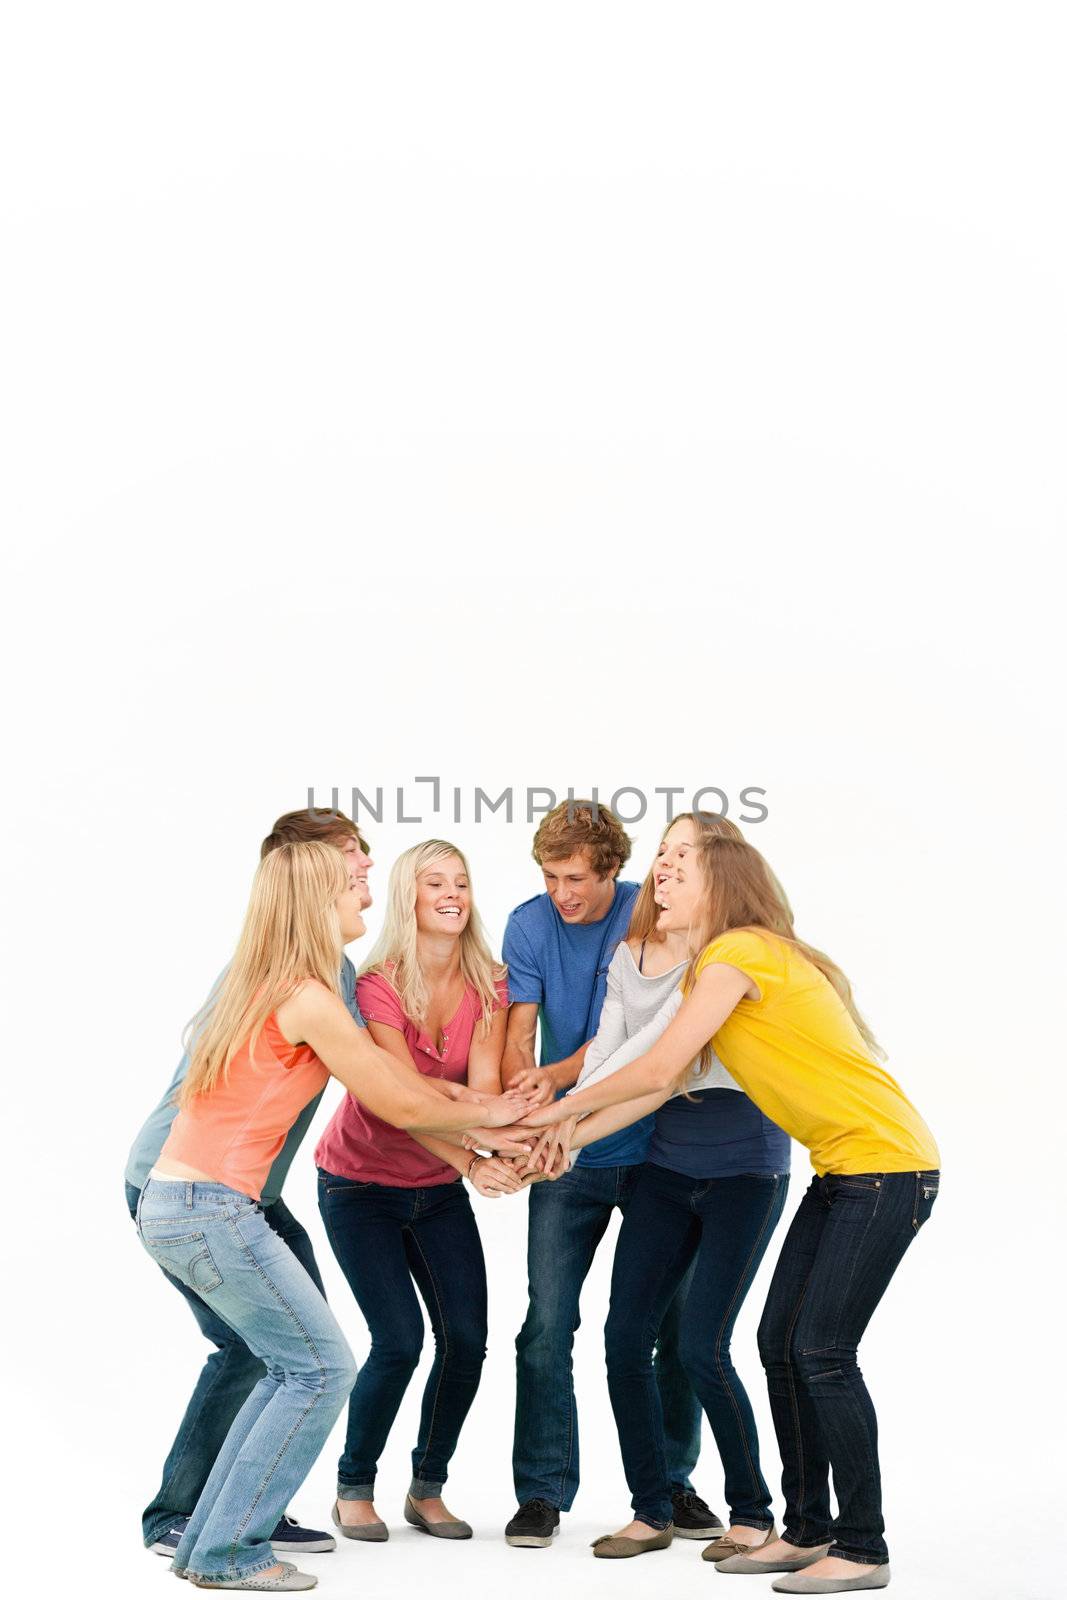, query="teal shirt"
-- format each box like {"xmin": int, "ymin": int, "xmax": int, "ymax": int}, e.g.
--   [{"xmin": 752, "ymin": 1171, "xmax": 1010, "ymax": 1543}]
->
[{"xmin": 124, "ymin": 957, "xmax": 364, "ymax": 1203}]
